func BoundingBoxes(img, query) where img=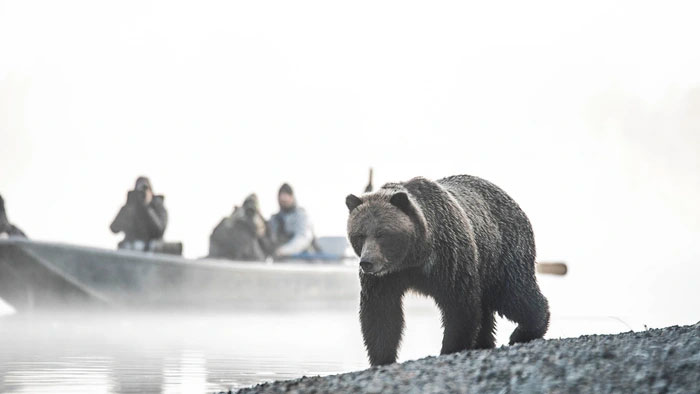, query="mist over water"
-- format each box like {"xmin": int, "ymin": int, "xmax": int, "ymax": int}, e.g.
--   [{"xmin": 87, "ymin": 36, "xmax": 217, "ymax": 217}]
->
[
  {"xmin": 0, "ymin": 311, "xmax": 369, "ymax": 393},
  {"xmin": 0, "ymin": 301, "xmax": 431, "ymax": 393},
  {"xmin": 0, "ymin": 279, "xmax": 650, "ymax": 393},
  {"xmin": 2, "ymin": 0, "xmax": 700, "ymax": 392},
  {"xmin": 2, "ymin": 1, "xmax": 699, "ymax": 261}
]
